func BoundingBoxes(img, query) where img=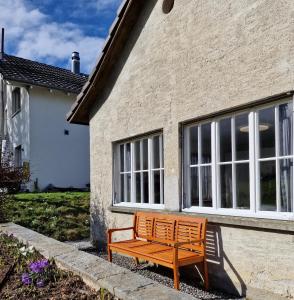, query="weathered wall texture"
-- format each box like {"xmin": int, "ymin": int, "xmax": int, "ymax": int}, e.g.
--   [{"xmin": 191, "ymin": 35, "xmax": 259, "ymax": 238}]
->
[{"xmin": 89, "ymin": 0, "xmax": 294, "ymax": 298}]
